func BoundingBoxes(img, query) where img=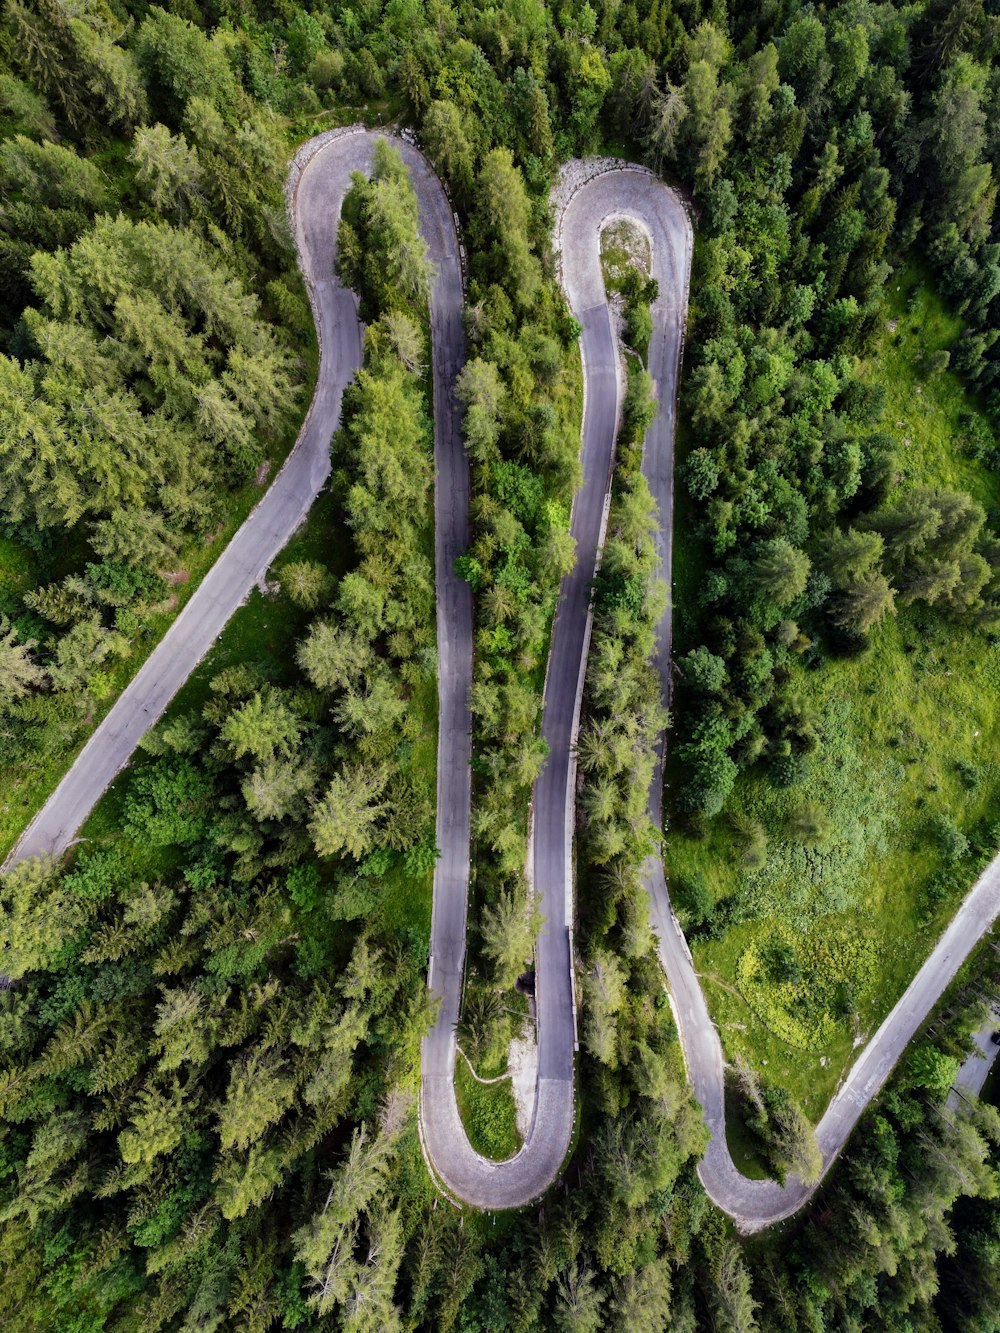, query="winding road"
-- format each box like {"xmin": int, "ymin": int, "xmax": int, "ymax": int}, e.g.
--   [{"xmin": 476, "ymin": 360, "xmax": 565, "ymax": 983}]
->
[{"xmin": 7, "ymin": 134, "xmax": 1000, "ymax": 1231}]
